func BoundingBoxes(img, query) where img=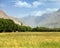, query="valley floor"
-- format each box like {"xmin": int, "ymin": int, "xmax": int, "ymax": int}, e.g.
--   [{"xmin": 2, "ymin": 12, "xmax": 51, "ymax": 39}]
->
[{"xmin": 0, "ymin": 32, "xmax": 60, "ymax": 48}]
